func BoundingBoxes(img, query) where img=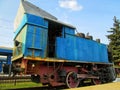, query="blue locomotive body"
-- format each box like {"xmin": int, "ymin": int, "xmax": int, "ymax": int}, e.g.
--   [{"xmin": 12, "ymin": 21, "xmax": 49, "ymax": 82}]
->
[
  {"xmin": 56, "ymin": 35, "xmax": 108, "ymax": 63},
  {"xmin": 13, "ymin": 13, "xmax": 109, "ymax": 64}
]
